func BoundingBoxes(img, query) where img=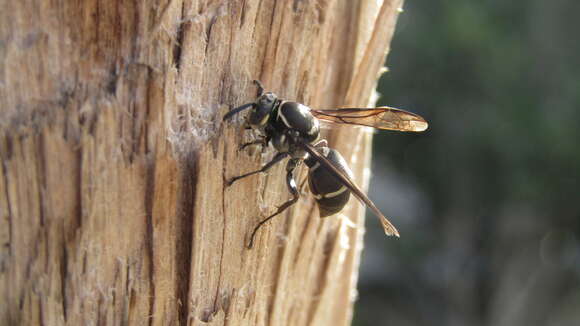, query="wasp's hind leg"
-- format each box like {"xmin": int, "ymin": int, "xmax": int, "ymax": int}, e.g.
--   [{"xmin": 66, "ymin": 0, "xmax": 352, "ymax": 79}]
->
[
  {"xmin": 227, "ymin": 152, "xmax": 288, "ymax": 186},
  {"xmin": 248, "ymin": 159, "xmax": 300, "ymax": 249}
]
